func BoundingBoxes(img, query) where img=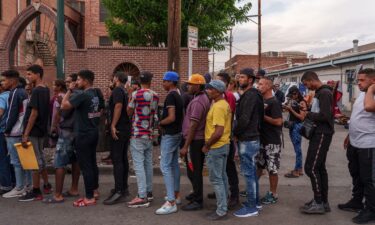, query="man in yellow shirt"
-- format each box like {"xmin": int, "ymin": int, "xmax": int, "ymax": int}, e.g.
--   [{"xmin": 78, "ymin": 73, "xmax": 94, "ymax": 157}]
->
[{"xmin": 202, "ymin": 80, "xmax": 232, "ymax": 220}]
